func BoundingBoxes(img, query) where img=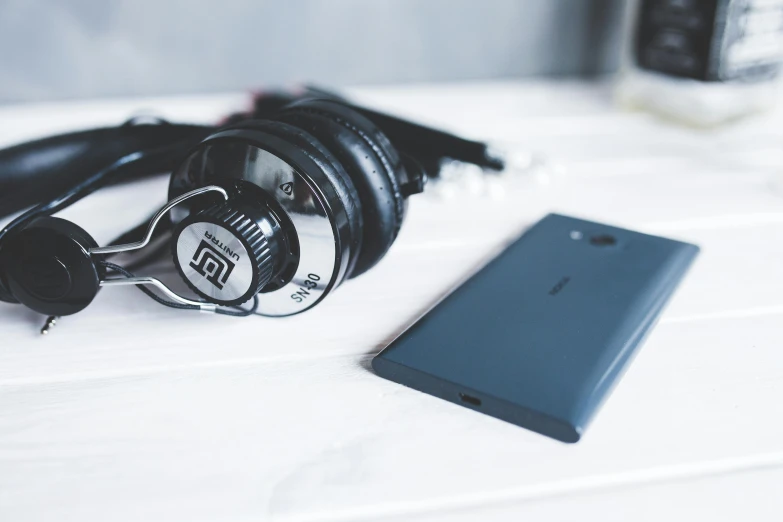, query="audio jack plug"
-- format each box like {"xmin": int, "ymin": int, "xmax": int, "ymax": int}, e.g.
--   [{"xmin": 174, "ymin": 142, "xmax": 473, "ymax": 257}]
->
[{"xmin": 40, "ymin": 315, "xmax": 59, "ymax": 335}]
